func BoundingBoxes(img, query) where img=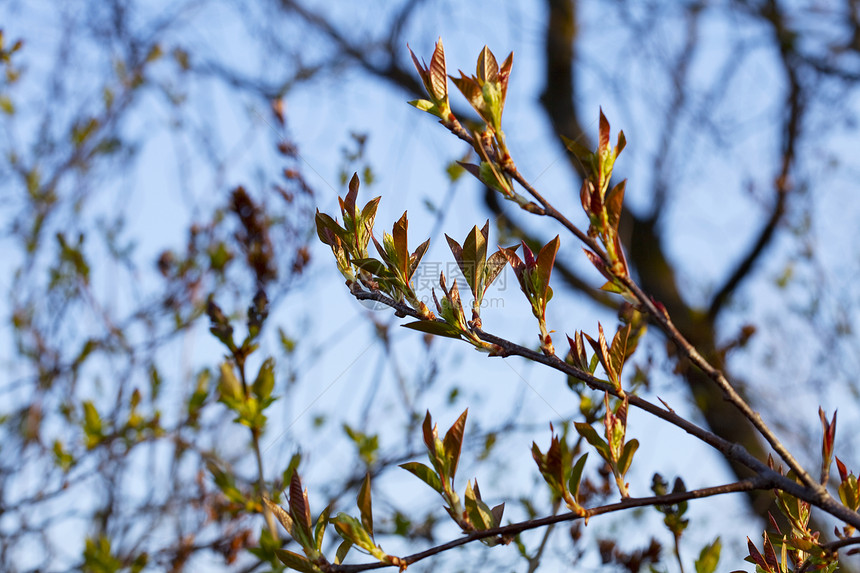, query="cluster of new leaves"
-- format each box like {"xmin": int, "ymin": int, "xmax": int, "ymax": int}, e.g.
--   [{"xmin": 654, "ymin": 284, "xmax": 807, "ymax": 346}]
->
[
  {"xmin": 742, "ymin": 411, "xmax": 853, "ymax": 572},
  {"xmin": 209, "ymin": 291, "xmax": 277, "ymax": 432},
  {"xmin": 574, "ymin": 395, "xmax": 638, "ymax": 499},
  {"xmin": 410, "ymin": 40, "xmax": 538, "ymax": 211},
  {"xmin": 564, "ymin": 113, "xmax": 632, "ymax": 298},
  {"xmin": 316, "ymin": 174, "xmax": 432, "ymax": 318},
  {"xmin": 500, "ymin": 237, "xmax": 560, "ymax": 354},
  {"xmin": 400, "ymin": 411, "xmax": 506, "ymax": 542},
  {"xmin": 531, "ymin": 426, "xmax": 589, "ymax": 515}
]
